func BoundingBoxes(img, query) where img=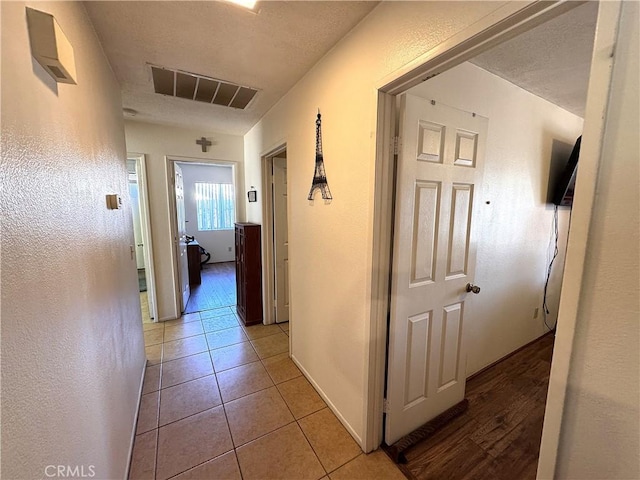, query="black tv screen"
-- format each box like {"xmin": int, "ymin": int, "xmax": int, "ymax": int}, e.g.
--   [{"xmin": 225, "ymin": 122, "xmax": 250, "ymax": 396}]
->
[{"xmin": 553, "ymin": 136, "xmax": 582, "ymax": 207}]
